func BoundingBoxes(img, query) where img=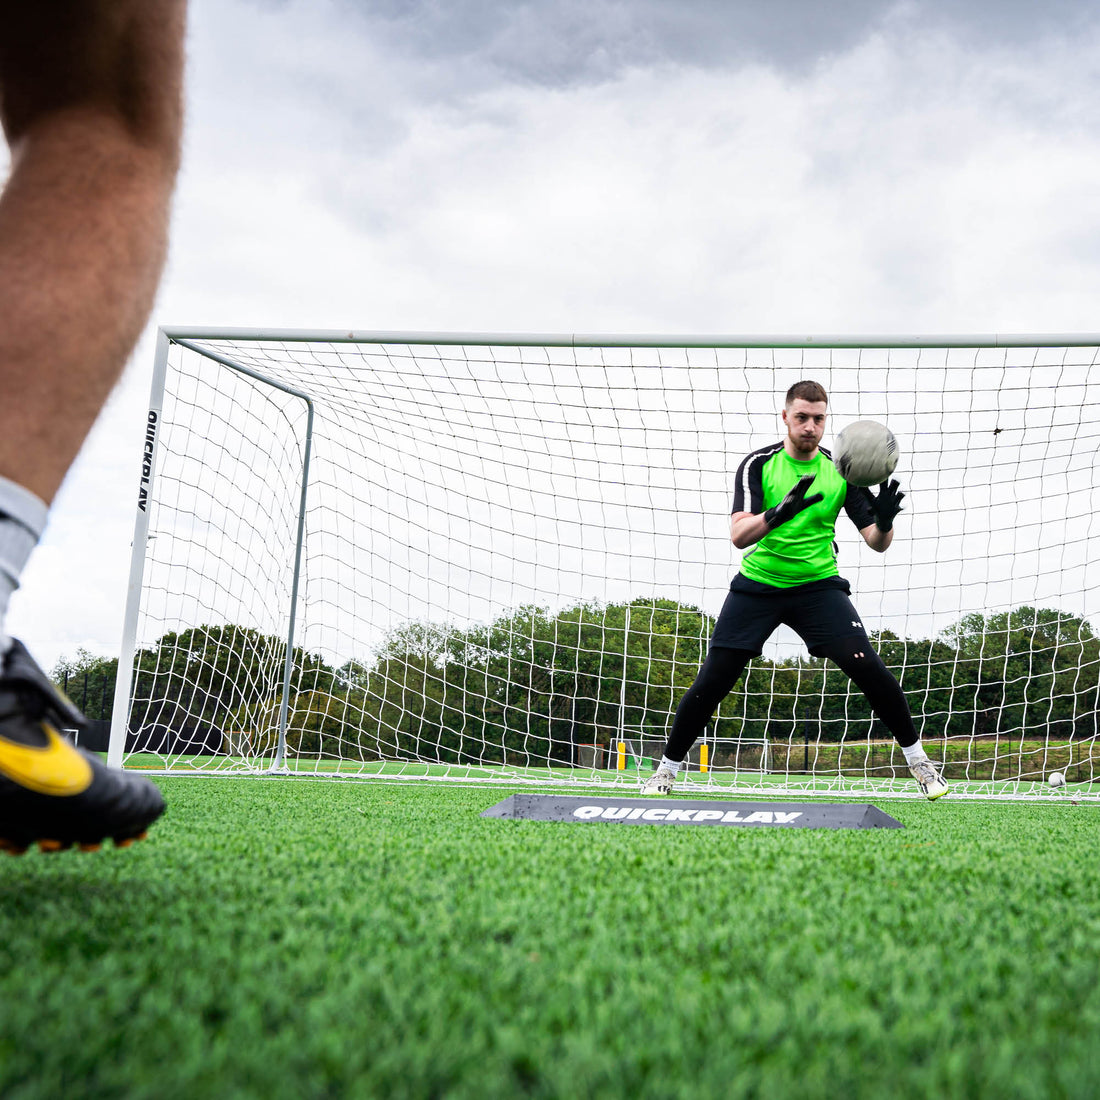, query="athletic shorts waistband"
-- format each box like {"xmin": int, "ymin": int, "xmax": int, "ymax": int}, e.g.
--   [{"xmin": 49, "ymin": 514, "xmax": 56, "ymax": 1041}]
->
[{"xmin": 729, "ymin": 572, "xmax": 852, "ymax": 597}]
